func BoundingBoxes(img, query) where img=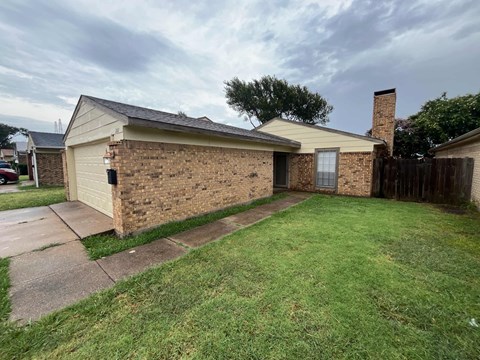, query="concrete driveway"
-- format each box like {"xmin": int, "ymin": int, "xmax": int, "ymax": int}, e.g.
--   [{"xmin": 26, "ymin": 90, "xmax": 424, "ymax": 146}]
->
[
  {"xmin": 5, "ymin": 193, "xmax": 311, "ymax": 323},
  {"xmin": 0, "ymin": 180, "xmax": 35, "ymax": 194},
  {"xmin": 0, "ymin": 182, "xmax": 21, "ymax": 194},
  {"xmin": 0, "ymin": 202, "xmax": 113, "ymax": 258}
]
